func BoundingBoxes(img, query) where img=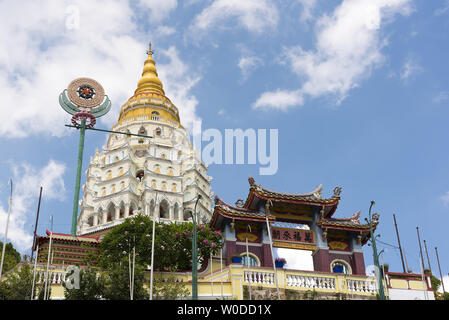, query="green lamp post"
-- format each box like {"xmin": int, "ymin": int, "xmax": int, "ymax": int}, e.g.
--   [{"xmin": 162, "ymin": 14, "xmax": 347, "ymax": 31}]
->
[
  {"xmin": 365, "ymin": 201, "xmax": 386, "ymax": 300},
  {"xmin": 59, "ymin": 78, "xmax": 111, "ymax": 237}
]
